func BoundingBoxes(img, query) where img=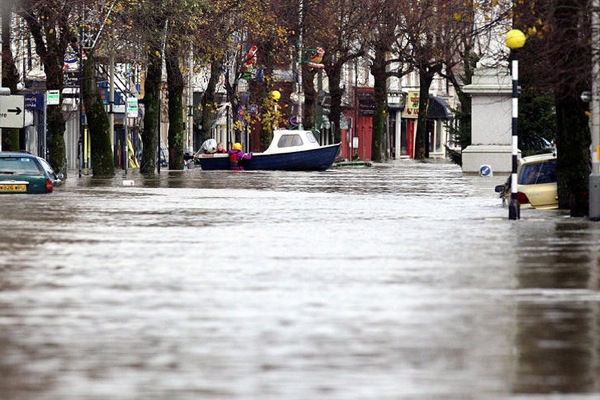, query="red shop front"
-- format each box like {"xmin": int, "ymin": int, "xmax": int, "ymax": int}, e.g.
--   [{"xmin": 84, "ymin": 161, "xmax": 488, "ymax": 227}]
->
[{"xmin": 340, "ymin": 87, "xmax": 374, "ymax": 161}]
